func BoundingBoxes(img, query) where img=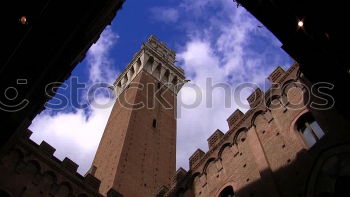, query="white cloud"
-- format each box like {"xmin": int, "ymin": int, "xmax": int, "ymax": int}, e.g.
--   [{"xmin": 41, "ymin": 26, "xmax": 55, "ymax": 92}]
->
[
  {"xmin": 88, "ymin": 27, "xmax": 119, "ymax": 84},
  {"xmin": 174, "ymin": 0, "xmax": 292, "ymax": 170},
  {"xmin": 28, "ymin": 0, "xmax": 293, "ymax": 176},
  {"xmin": 29, "ymin": 27, "xmax": 119, "ymax": 174},
  {"xmin": 150, "ymin": 7, "xmax": 179, "ymax": 23},
  {"xmin": 29, "ymin": 97, "xmax": 114, "ymax": 174}
]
